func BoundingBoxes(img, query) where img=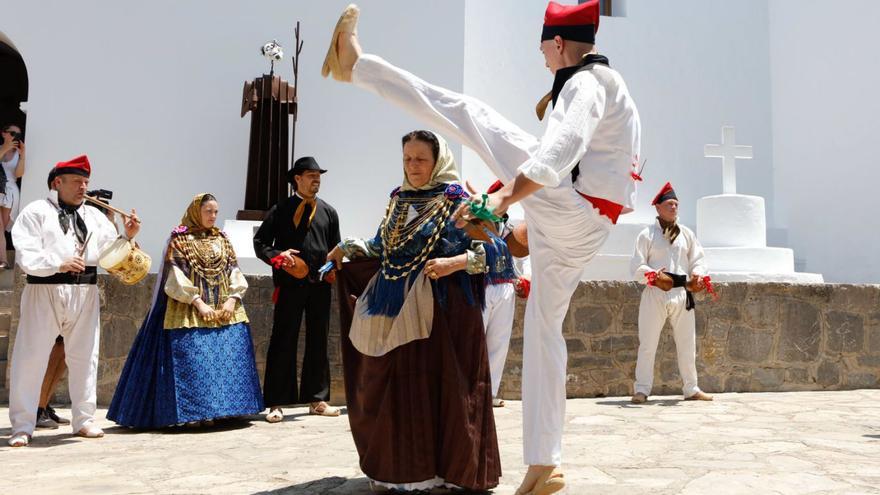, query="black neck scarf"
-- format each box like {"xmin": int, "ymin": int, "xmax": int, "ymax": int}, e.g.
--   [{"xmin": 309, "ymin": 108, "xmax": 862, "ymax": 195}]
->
[
  {"xmin": 551, "ymin": 54, "xmax": 610, "ymax": 106},
  {"xmin": 58, "ymin": 198, "xmax": 88, "ymax": 245}
]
